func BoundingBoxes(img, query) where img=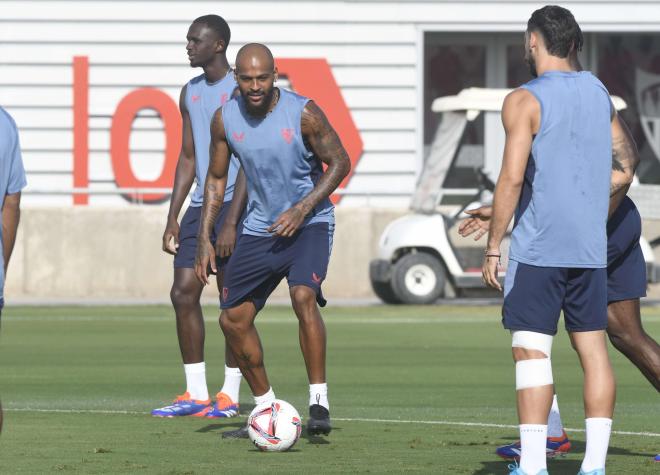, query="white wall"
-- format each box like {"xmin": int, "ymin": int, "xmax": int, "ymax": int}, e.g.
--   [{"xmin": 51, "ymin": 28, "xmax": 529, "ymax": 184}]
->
[{"xmin": 2, "ymin": 1, "xmax": 660, "ymax": 208}]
